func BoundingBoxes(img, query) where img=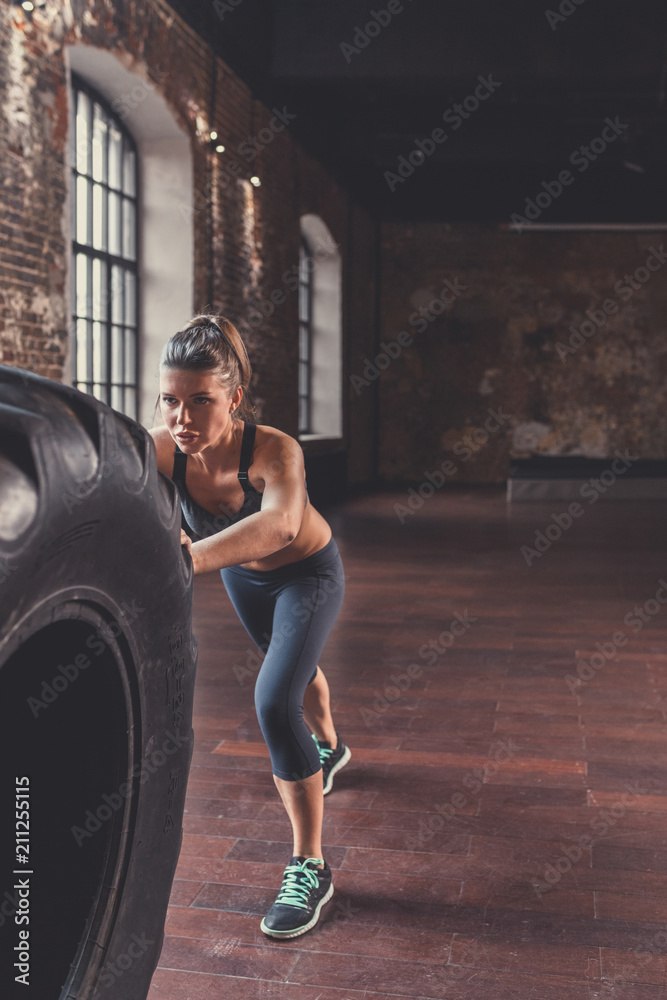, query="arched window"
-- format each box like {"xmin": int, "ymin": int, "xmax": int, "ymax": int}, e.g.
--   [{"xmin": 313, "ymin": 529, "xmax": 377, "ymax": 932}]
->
[
  {"xmin": 66, "ymin": 46, "xmax": 194, "ymax": 430},
  {"xmin": 71, "ymin": 73, "xmax": 139, "ymax": 418},
  {"xmin": 298, "ymin": 215, "xmax": 342, "ymax": 440}
]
